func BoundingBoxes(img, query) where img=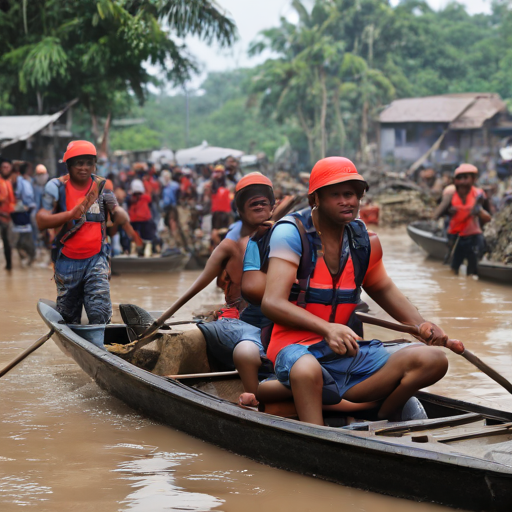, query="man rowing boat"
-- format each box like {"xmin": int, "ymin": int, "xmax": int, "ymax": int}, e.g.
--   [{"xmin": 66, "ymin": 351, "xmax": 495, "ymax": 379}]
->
[{"xmin": 247, "ymin": 157, "xmax": 451, "ymax": 425}]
